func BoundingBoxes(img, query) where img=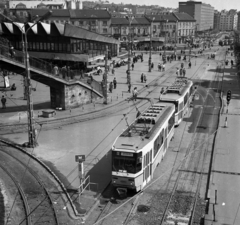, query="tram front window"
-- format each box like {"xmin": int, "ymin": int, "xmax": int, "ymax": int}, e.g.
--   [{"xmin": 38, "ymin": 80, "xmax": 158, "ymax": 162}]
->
[{"xmin": 112, "ymin": 151, "xmax": 142, "ymax": 174}]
